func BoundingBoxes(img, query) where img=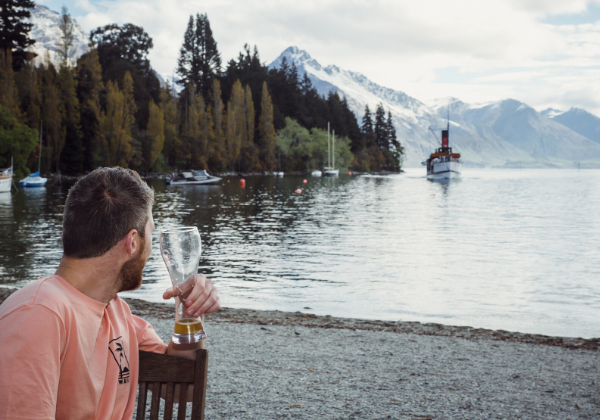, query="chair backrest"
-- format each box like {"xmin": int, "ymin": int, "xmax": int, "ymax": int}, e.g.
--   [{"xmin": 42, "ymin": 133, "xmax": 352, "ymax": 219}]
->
[{"xmin": 137, "ymin": 349, "xmax": 208, "ymax": 420}]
